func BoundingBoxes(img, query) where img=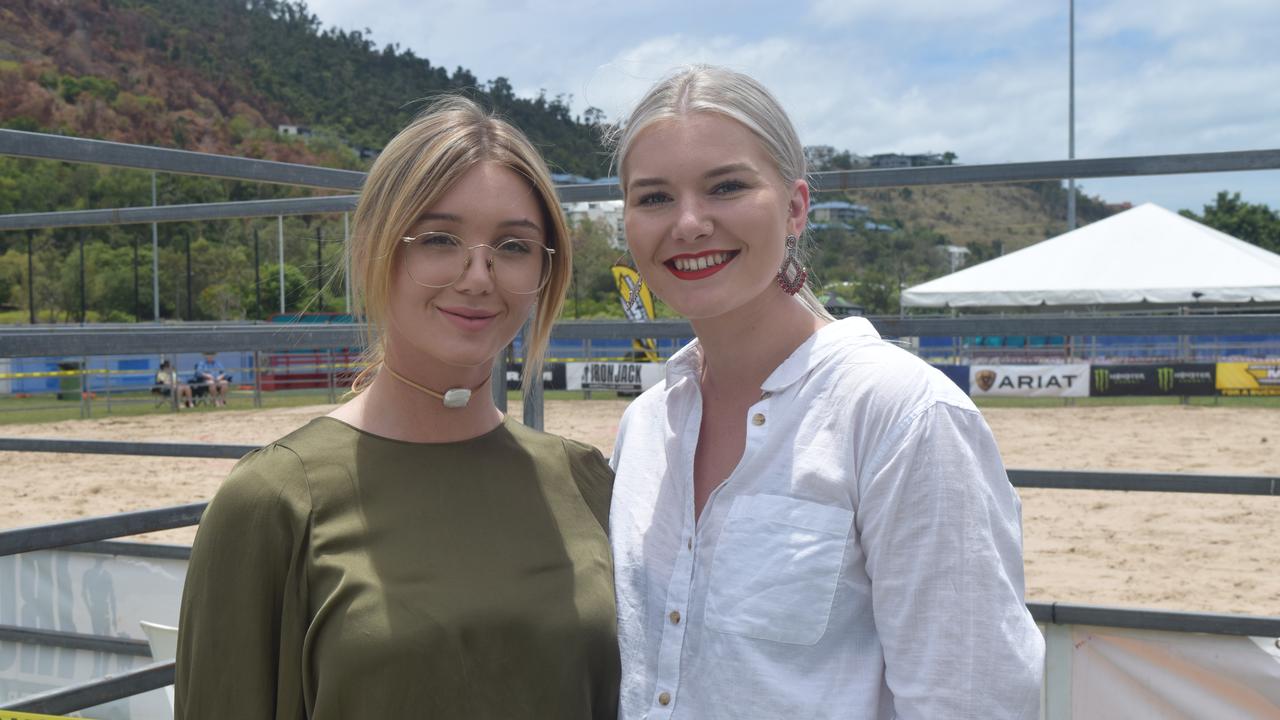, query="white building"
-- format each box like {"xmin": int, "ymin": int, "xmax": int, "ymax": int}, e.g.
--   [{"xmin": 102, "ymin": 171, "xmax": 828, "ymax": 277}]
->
[{"xmin": 562, "ymin": 200, "xmax": 626, "ymax": 249}]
